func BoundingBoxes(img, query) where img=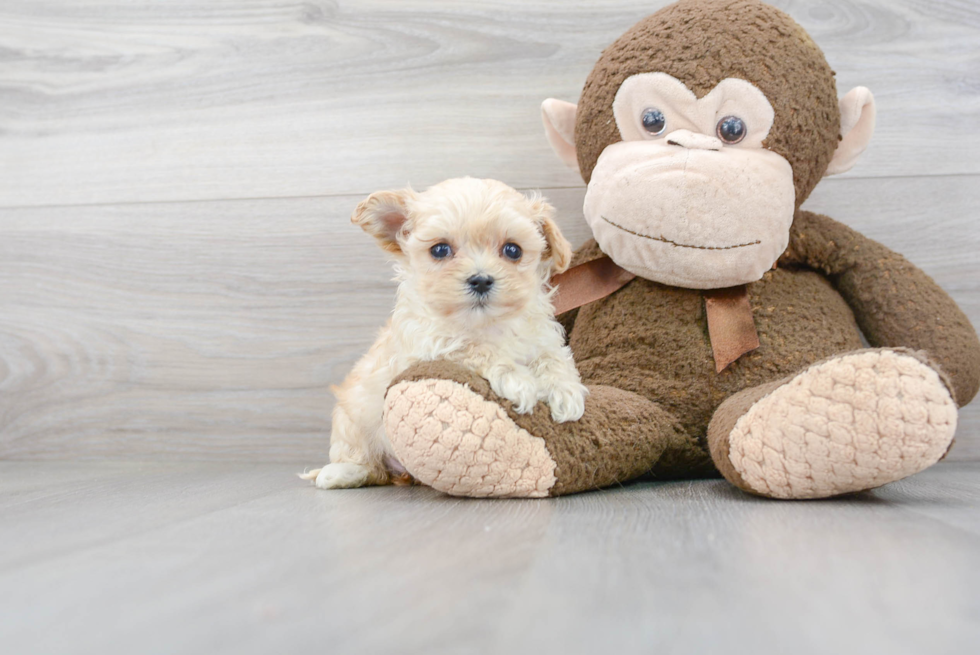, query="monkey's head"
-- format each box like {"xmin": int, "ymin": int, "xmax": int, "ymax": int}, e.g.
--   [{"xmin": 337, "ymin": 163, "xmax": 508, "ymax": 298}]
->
[{"xmin": 542, "ymin": 0, "xmax": 876, "ymax": 289}]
